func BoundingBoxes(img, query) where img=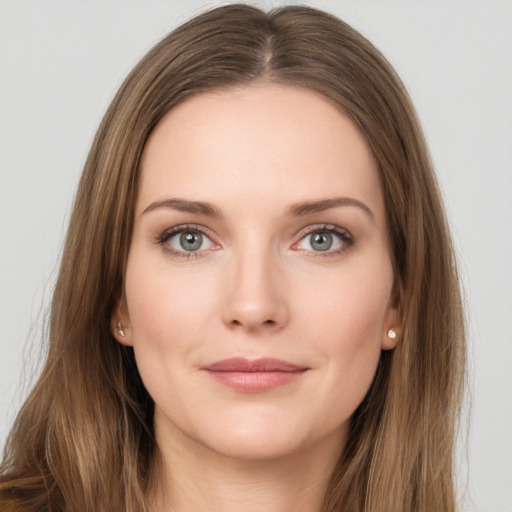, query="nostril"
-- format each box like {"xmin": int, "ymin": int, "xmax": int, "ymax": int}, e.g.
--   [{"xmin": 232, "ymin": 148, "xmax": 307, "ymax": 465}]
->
[{"xmin": 230, "ymin": 318, "xmax": 276, "ymax": 328}]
